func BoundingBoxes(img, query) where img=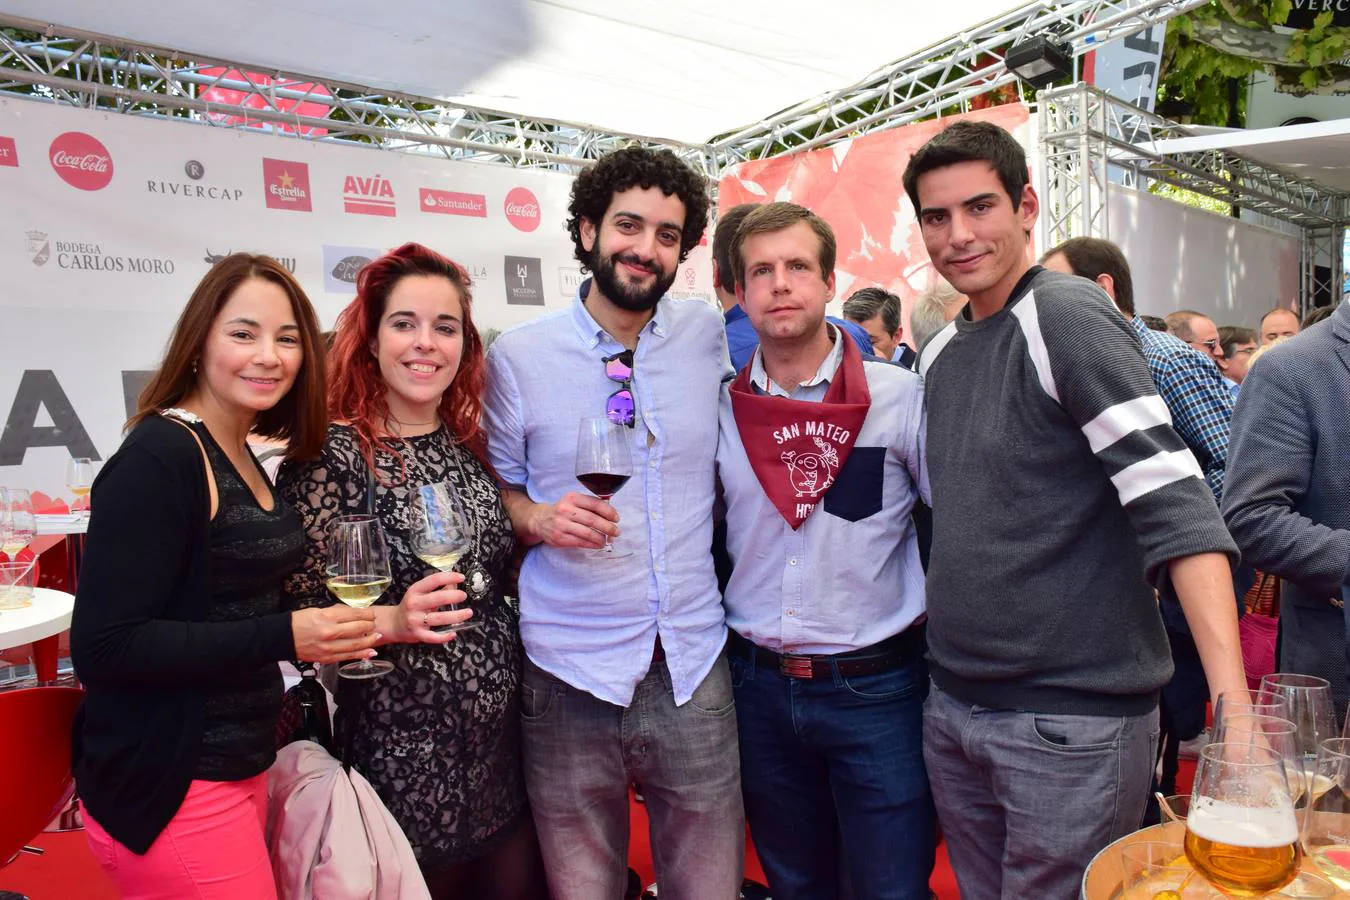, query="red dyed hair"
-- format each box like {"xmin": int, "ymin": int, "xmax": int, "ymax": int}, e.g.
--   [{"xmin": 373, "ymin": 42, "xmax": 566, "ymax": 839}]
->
[{"xmin": 327, "ymin": 242, "xmax": 488, "ymax": 476}]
